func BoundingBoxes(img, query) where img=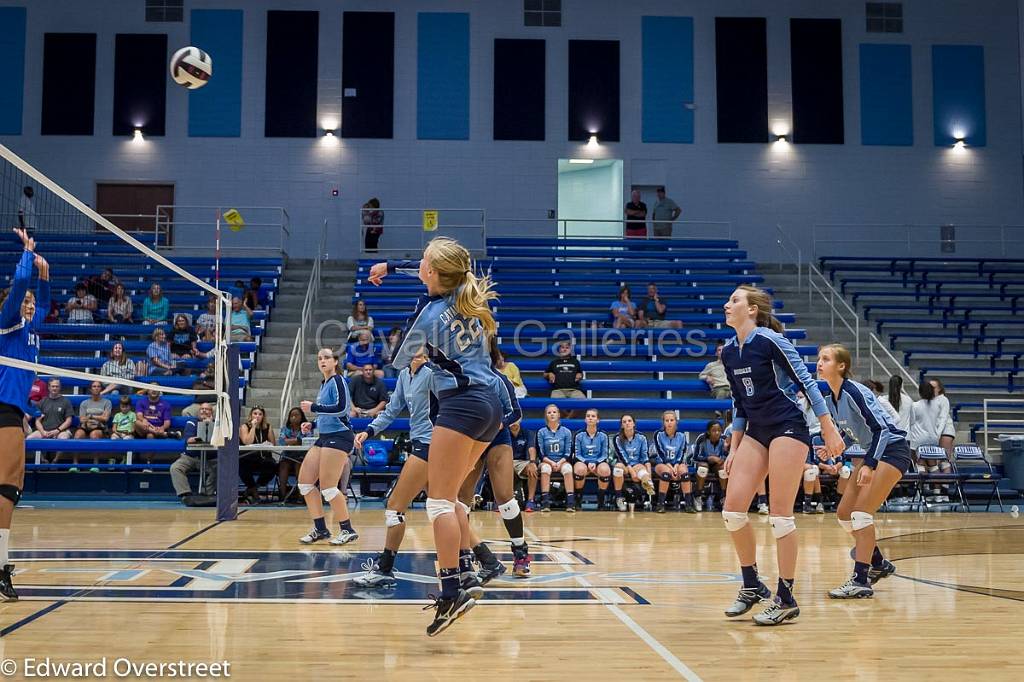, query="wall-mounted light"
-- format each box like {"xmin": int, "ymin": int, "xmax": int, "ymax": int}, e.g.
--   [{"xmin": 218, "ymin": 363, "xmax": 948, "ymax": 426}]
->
[
  {"xmin": 774, "ymin": 133, "xmax": 788, "ymax": 143},
  {"xmin": 132, "ymin": 127, "xmax": 144, "ymax": 143},
  {"xmin": 568, "ymin": 158, "xmax": 595, "ymax": 164},
  {"xmin": 953, "ymin": 138, "xmax": 966, "ymax": 149},
  {"xmin": 324, "ymin": 130, "xmax": 335, "ymax": 138},
  {"xmin": 587, "ymin": 134, "xmax": 599, "ymax": 147}
]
